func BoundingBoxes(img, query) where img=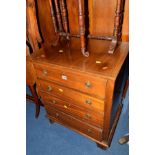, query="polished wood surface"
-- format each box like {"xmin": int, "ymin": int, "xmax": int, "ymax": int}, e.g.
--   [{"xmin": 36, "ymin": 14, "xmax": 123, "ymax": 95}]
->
[
  {"xmin": 122, "ymin": 0, "xmax": 129, "ymax": 41},
  {"xmin": 37, "ymin": 79, "xmax": 105, "ymax": 113},
  {"xmin": 31, "ymin": 38, "xmax": 128, "ymax": 148},
  {"xmin": 42, "ymin": 93, "xmax": 104, "ymax": 128},
  {"xmin": 31, "ymin": 39, "xmax": 128, "ymax": 80},
  {"xmin": 37, "ymin": 0, "xmax": 128, "ymax": 48},
  {"xmin": 29, "ymin": 0, "xmax": 129, "ymax": 149},
  {"xmin": 46, "ymin": 108, "xmax": 103, "ymax": 141},
  {"xmin": 37, "ymin": 0, "xmax": 57, "ymax": 45},
  {"xmin": 34, "ymin": 61, "xmax": 107, "ymax": 99},
  {"xmin": 26, "ymin": 0, "xmax": 42, "ymax": 51}
]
